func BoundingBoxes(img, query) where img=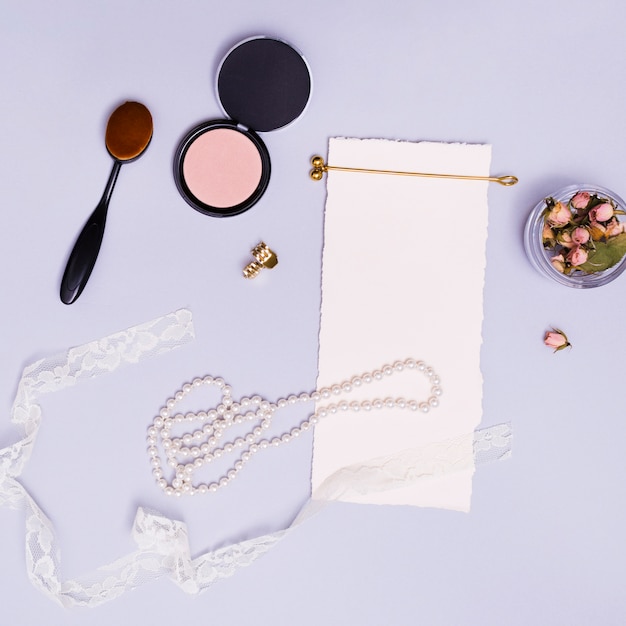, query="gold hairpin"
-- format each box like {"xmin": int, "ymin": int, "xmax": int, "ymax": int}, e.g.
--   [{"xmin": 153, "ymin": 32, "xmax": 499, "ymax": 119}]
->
[{"xmin": 309, "ymin": 155, "xmax": 518, "ymax": 187}]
